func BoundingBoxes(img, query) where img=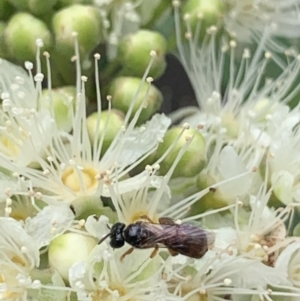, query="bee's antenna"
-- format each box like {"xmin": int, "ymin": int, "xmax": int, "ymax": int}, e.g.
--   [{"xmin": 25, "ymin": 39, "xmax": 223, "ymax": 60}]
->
[
  {"xmin": 98, "ymin": 232, "xmax": 111, "ymax": 245},
  {"xmin": 107, "ymin": 224, "xmax": 111, "ymax": 230}
]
